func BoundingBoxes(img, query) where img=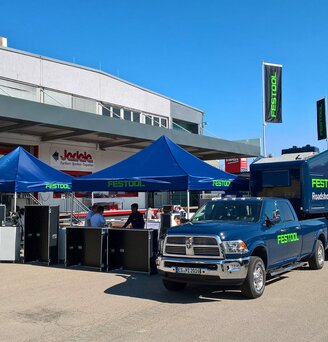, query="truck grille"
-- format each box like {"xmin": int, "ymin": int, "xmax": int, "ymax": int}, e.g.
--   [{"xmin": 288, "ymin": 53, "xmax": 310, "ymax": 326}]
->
[
  {"xmin": 193, "ymin": 247, "xmax": 220, "ymax": 256},
  {"xmin": 165, "ymin": 246, "xmax": 186, "ymax": 255},
  {"xmin": 164, "ymin": 235, "xmax": 222, "ymax": 259}
]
